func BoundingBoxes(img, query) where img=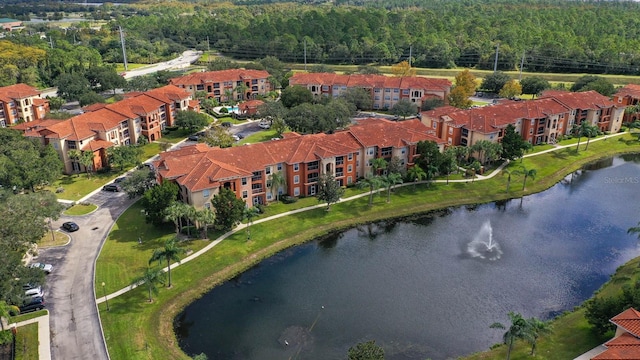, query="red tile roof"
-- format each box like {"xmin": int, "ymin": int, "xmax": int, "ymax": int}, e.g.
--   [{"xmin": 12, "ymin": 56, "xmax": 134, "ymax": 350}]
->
[
  {"xmin": 289, "ymin": 72, "xmax": 451, "ymax": 91},
  {"xmin": 143, "ymin": 84, "xmax": 191, "ymax": 103},
  {"xmin": 541, "ymin": 90, "xmax": 617, "ymax": 110},
  {"xmin": 83, "ymin": 139, "xmax": 115, "ymax": 152},
  {"xmin": 240, "ymin": 99, "xmax": 264, "ymax": 109},
  {"xmin": 100, "ymin": 95, "xmax": 164, "ymax": 119},
  {"xmin": 170, "ymin": 69, "xmax": 270, "ymax": 86},
  {"xmin": 615, "ymin": 84, "xmax": 640, "ymax": 100},
  {"xmin": 590, "ymin": 308, "xmax": 640, "ymax": 359},
  {"xmin": 155, "ymin": 119, "xmax": 438, "ymax": 192},
  {"xmin": 612, "ymin": 308, "xmax": 640, "ymax": 338},
  {"xmin": 0, "ymin": 83, "xmax": 39, "ymax": 102}
]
